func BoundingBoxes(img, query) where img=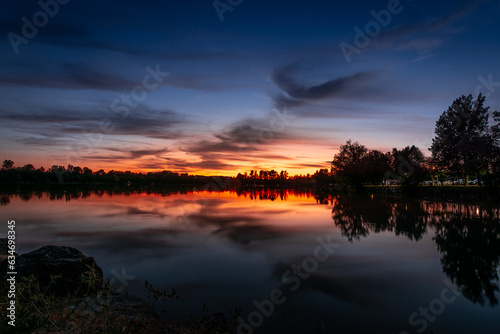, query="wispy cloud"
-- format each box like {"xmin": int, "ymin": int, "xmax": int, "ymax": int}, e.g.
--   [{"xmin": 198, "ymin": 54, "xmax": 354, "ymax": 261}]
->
[
  {"xmin": 372, "ymin": 0, "xmax": 486, "ymax": 56},
  {"xmin": 271, "ymin": 63, "xmax": 382, "ymax": 112},
  {"xmin": 183, "ymin": 117, "xmax": 291, "ymax": 155},
  {"xmin": 16, "ymin": 137, "xmax": 63, "ymax": 146},
  {"xmin": 0, "ymin": 62, "xmax": 142, "ymax": 91},
  {"xmin": 1, "ymin": 105, "xmax": 184, "ymax": 140}
]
